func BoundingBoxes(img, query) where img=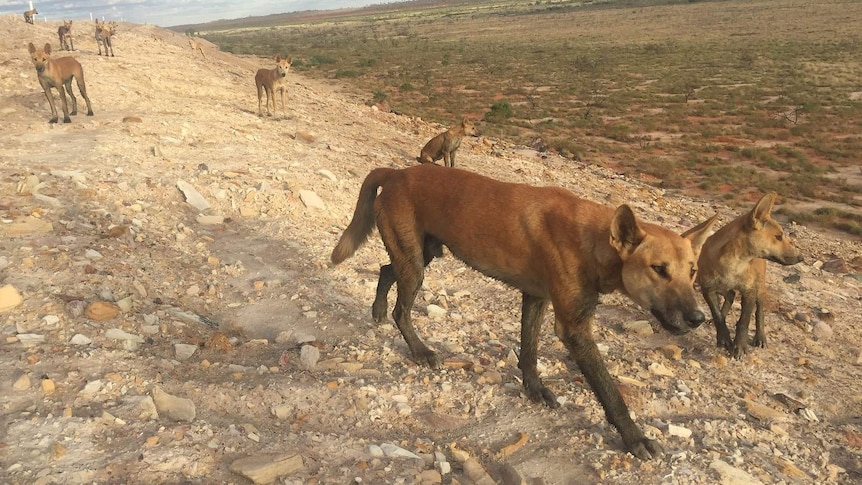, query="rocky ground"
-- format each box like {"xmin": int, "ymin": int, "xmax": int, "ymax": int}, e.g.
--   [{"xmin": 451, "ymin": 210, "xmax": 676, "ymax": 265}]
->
[{"xmin": 1, "ymin": 16, "xmax": 861, "ymax": 485}]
